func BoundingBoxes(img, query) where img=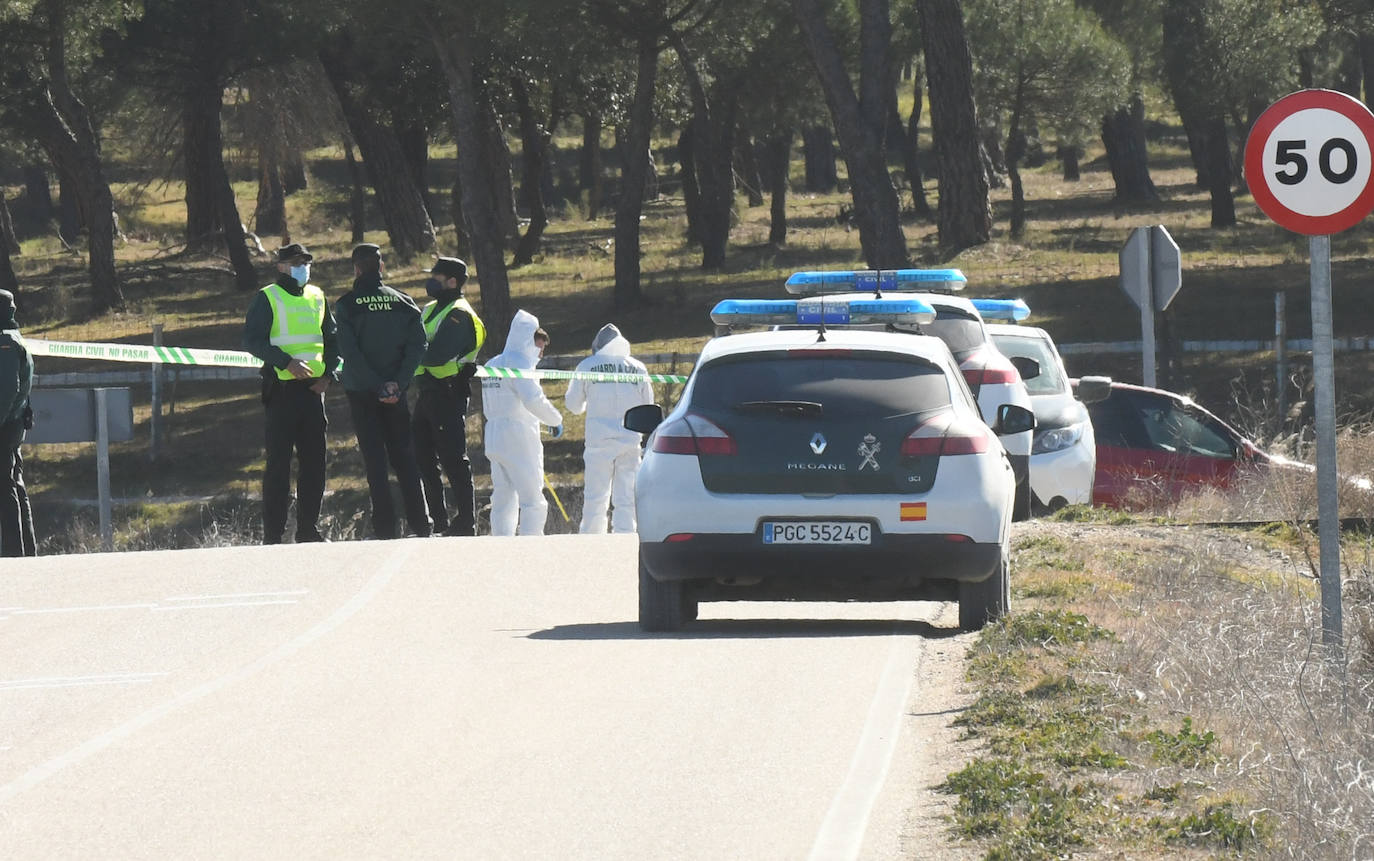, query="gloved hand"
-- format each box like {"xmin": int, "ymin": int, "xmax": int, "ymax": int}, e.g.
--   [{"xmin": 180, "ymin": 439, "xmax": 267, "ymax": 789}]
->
[{"xmin": 549, "ymin": 424, "xmax": 564, "ymax": 439}]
